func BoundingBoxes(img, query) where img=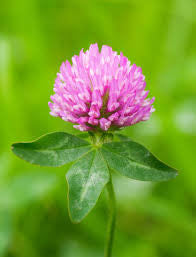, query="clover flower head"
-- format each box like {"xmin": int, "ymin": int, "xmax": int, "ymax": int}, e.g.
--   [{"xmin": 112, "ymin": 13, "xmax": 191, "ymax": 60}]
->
[{"xmin": 49, "ymin": 44, "xmax": 155, "ymax": 131}]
